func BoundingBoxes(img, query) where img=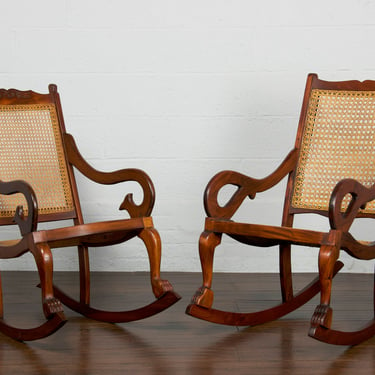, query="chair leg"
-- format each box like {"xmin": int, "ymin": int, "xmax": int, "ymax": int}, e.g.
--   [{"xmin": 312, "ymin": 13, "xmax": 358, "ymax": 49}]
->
[
  {"xmin": 32, "ymin": 243, "xmax": 65, "ymax": 319},
  {"xmin": 309, "ymin": 242, "xmax": 375, "ymax": 345},
  {"xmin": 78, "ymin": 245, "xmax": 90, "ymax": 305},
  {"xmin": 0, "ymin": 243, "xmax": 66, "ymax": 341},
  {"xmin": 310, "ymin": 243, "xmax": 339, "ymax": 330},
  {"xmin": 189, "ymin": 231, "xmax": 222, "ymax": 308},
  {"xmin": 138, "ymin": 227, "xmax": 175, "ymax": 298},
  {"xmin": 279, "ymin": 243, "xmax": 293, "ymax": 302}
]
